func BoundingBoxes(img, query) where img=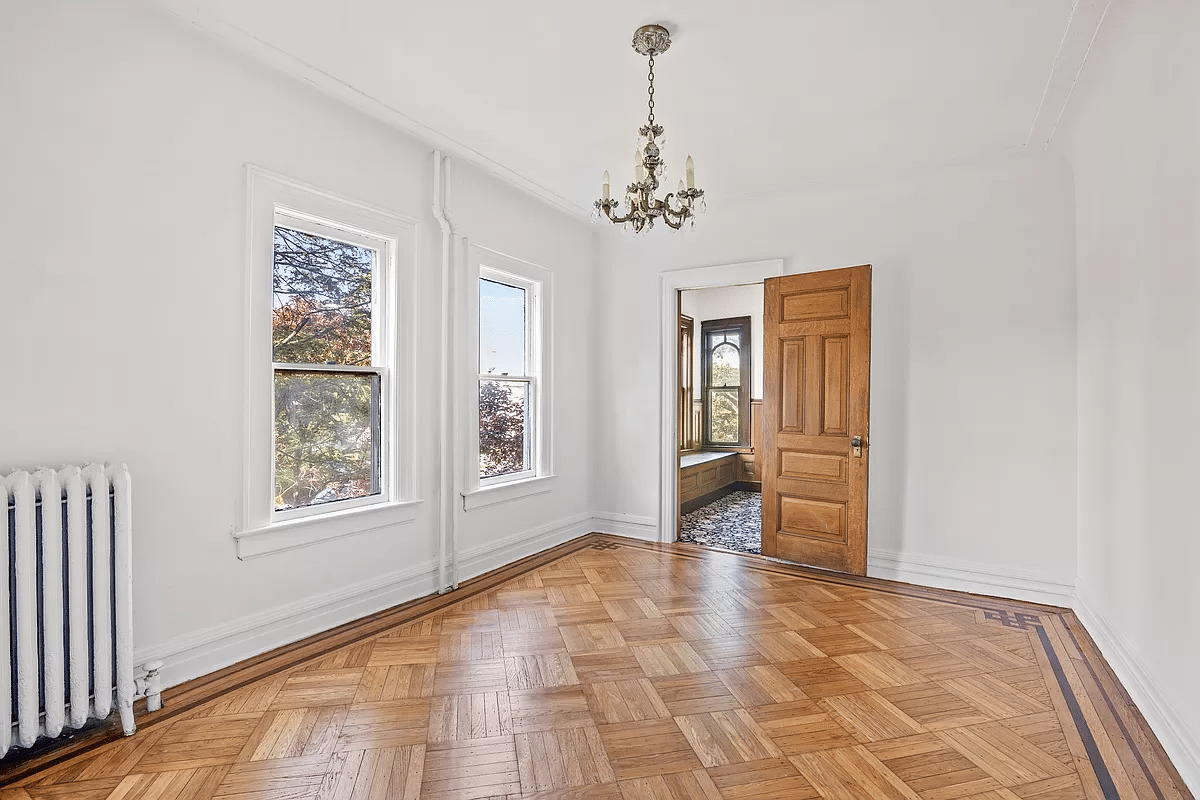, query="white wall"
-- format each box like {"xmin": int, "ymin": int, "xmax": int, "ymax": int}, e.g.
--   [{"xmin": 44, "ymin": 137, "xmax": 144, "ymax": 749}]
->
[
  {"xmin": 597, "ymin": 154, "xmax": 1079, "ymax": 599},
  {"xmin": 1055, "ymin": 0, "xmax": 1200, "ymax": 788},
  {"xmin": 0, "ymin": 1, "xmax": 596, "ymax": 687},
  {"xmin": 680, "ymin": 283, "xmax": 765, "ymax": 400}
]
